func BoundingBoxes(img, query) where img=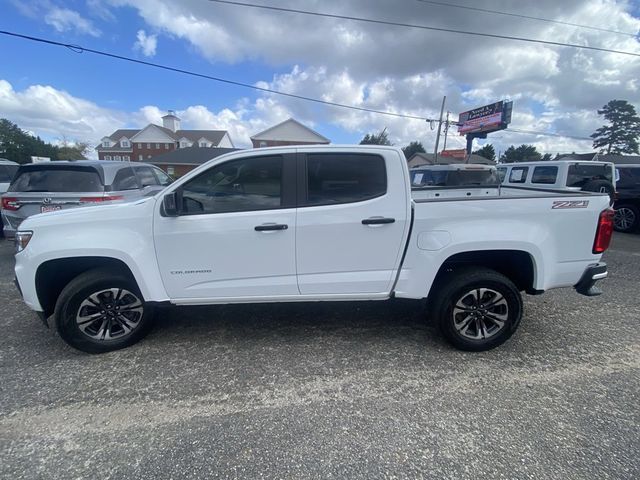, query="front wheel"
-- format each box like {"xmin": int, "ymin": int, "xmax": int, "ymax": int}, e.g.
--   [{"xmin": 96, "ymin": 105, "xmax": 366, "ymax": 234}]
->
[
  {"xmin": 431, "ymin": 268, "xmax": 523, "ymax": 351},
  {"xmin": 54, "ymin": 268, "xmax": 155, "ymax": 353}
]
